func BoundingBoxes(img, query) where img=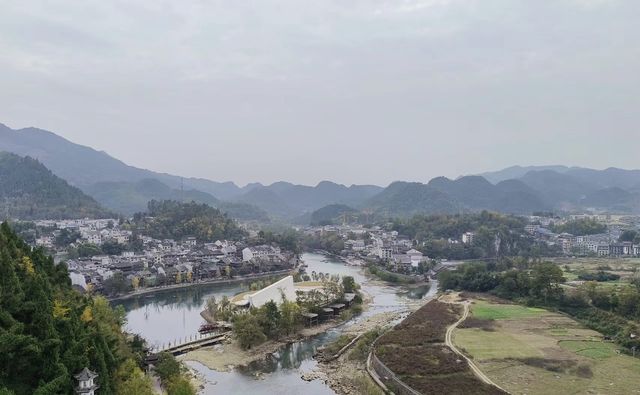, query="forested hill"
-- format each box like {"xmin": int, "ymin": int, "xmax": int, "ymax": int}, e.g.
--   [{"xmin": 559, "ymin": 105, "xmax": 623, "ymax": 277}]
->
[
  {"xmin": 0, "ymin": 223, "xmax": 152, "ymax": 394},
  {"xmin": 0, "ymin": 152, "xmax": 111, "ymax": 220},
  {"xmin": 132, "ymin": 200, "xmax": 247, "ymax": 242}
]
